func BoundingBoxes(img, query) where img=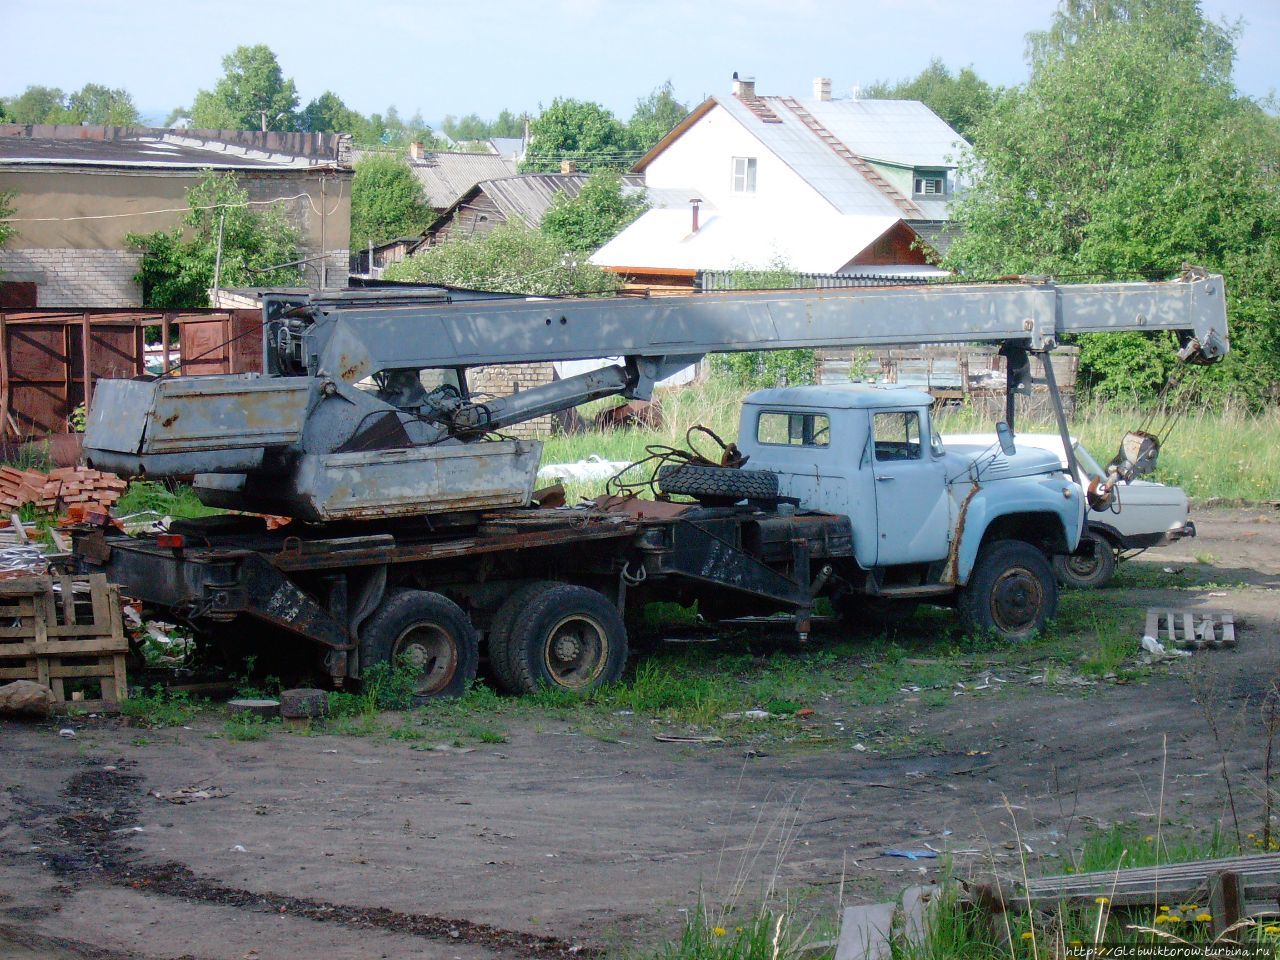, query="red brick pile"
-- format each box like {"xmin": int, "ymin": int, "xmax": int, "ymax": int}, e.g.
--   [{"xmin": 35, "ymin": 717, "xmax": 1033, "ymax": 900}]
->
[{"xmin": 0, "ymin": 466, "xmax": 128, "ymax": 515}]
